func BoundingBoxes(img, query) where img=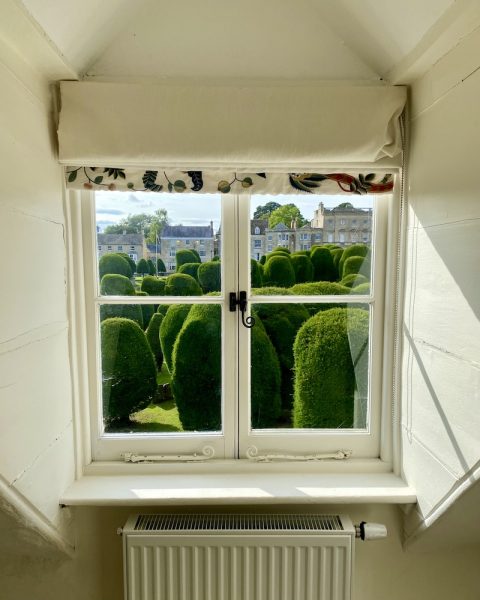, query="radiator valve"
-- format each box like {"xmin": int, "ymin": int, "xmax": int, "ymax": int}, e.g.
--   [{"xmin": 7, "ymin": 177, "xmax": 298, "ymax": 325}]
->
[{"xmin": 355, "ymin": 522, "xmax": 387, "ymax": 541}]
